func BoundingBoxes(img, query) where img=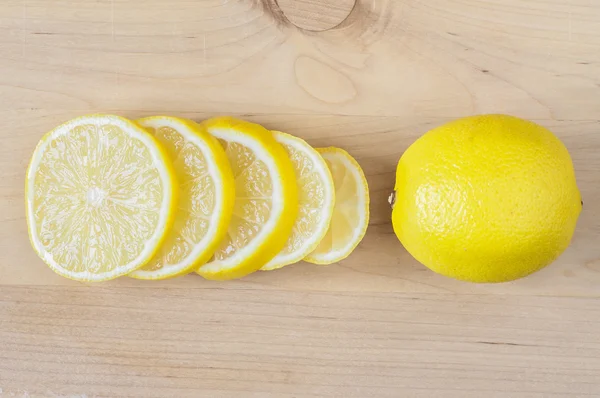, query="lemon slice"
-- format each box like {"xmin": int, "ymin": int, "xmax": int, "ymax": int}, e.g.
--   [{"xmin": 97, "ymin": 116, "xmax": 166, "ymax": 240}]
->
[
  {"xmin": 25, "ymin": 114, "xmax": 177, "ymax": 282},
  {"xmin": 129, "ymin": 117, "xmax": 235, "ymax": 280},
  {"xmin": 196, "ymin": 117, "xmax": 298, "ymax": 280},
  {"xmin": 261, "ymin": 131, "xmax": 335, "ymax": 270},
  {"xmin": 305, "ymin": 147, "xmax": 369, "ymax": 264}
]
